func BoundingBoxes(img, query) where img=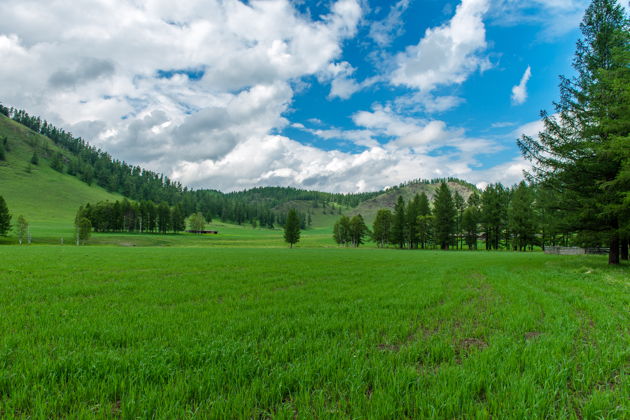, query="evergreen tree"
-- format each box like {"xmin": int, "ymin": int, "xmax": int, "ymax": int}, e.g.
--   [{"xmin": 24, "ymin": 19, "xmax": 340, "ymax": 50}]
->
[
  {"xmin": 157, "ymin": 202, "xmax": 171, "ymax": 234},
  {"xmin": 462, "ymin": 207, "xmax": 478, "ymax": 250},
  {"xmin": 171, "ymin": 205, "xmax": 186, "ymax": 233},
  {"xmin": 50, "ymin": 152, "xmax": 64, "ymax": 172},
  {"xmin": 462, "ymin": 191, "xmax": 481, "ymax": 250},
  {"xmin": 391, "ymin": 196, "xmax": 406, "ymax": 248},
  {"xmin": 0, "ymin": 142, "xmax": 5, "ymax": 161},
  {"xmin": 372, "ymin": 209, "xmax": 393, "ymax": 247},
  {"xmin": 284, "ymin": 208, "xmax": 301, "ymax": 248},
  {"xmin": 417, "ymin": 192, "xmax": 432, "ymax": 249},
  {"xmin": 0, "ymin": 196, "xmax": 11, "ymax": 236},
  {"xmin": 30, "ymin": 151, "xmax": 39, "ymax": 165},
  {"xmin": 518, "ymin": 0, "xmax": 629, "ymax": 264},
  {"xmin": 432, "ymin": 183, "xmax": 456, "ymax": 250},
  {"xmin": 481, "ymin": 184, "xmax": 508, "ymax": 250},
  {"xmin": 509, "ymin": 181, "xmax": 537, "ymax": 251},
  {"xmin": 16, "ymin": 215, "xmax": 28, "ymax": 245},
  {"xmin": 453, "ymin": 191, "xmax": 465, "ymax": 250},
  {"xmin": 406, "ymin": 194, "xmax": 421, "ymax": 249}
]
